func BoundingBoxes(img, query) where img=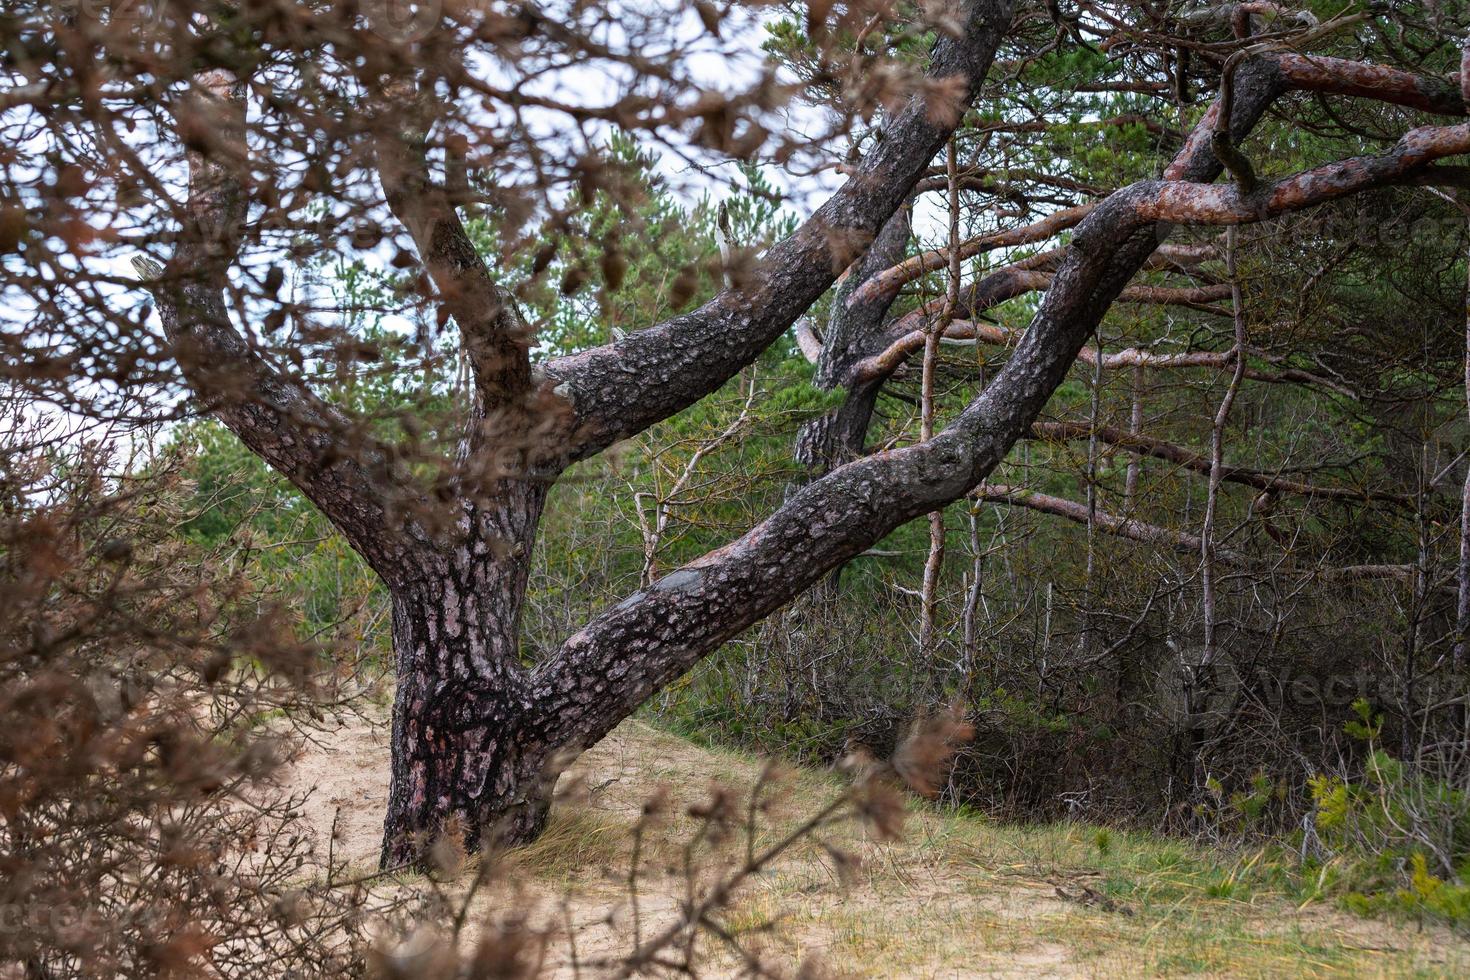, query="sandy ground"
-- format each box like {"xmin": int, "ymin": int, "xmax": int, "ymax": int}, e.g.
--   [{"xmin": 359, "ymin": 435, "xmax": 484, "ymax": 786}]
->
[{"xmin": 282, "ymin": 712, "xmax": 1470, "ymax": 978}]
